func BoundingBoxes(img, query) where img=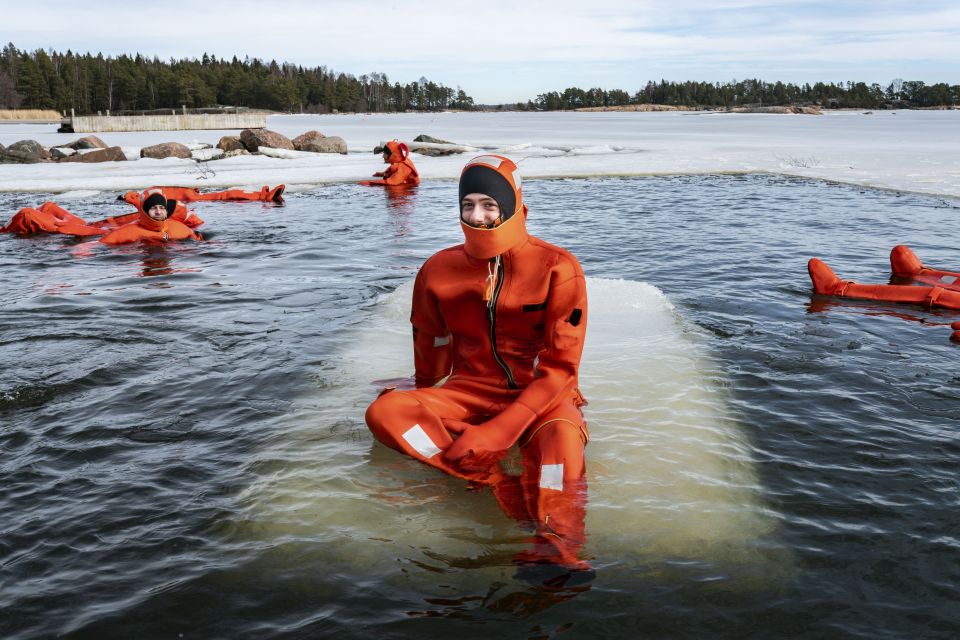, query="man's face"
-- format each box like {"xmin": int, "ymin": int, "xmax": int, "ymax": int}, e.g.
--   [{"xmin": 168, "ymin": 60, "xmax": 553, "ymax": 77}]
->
[
  {"xmin": 460, "ymin": 193, "xmax": 500, "ymax": 227},
  {"xmin": 146, "ymin": 204, "xmax": 168, "ymax": 222}
]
